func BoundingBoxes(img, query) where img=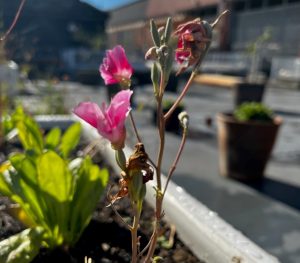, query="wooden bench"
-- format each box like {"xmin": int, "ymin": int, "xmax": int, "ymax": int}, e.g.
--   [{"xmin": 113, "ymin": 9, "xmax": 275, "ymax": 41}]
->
[{"xmin": 193, "ymin": 74, "xmax": 243, "ymax": 89}]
